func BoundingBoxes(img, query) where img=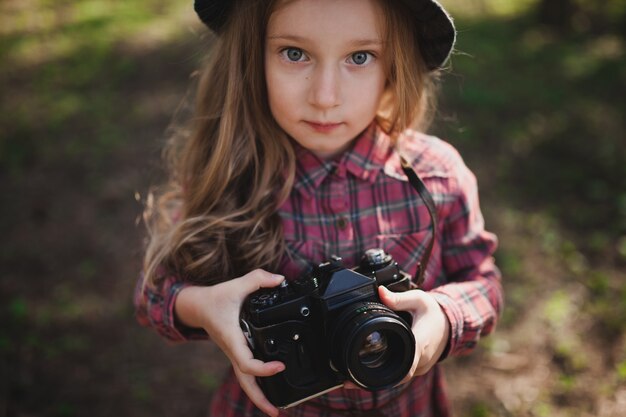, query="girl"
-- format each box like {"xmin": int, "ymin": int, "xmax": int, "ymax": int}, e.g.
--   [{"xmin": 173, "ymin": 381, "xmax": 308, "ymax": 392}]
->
[{"xmin": 135, "ymin": 0, "xmax": 503, "ymax": 416}]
